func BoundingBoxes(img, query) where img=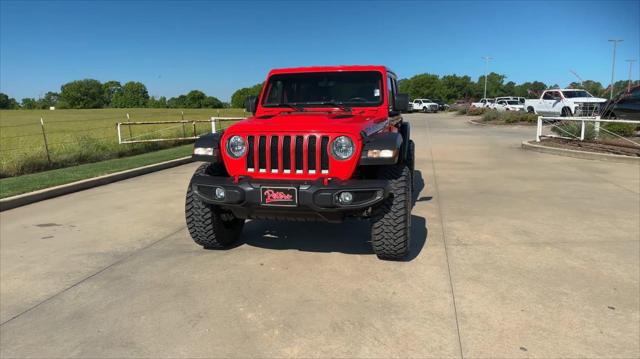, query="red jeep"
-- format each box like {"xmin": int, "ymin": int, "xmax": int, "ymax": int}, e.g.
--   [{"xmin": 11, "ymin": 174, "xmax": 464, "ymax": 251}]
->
[{"xmin": 186, "ymin": 65, "xmax": 415, "ymax": 259}]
